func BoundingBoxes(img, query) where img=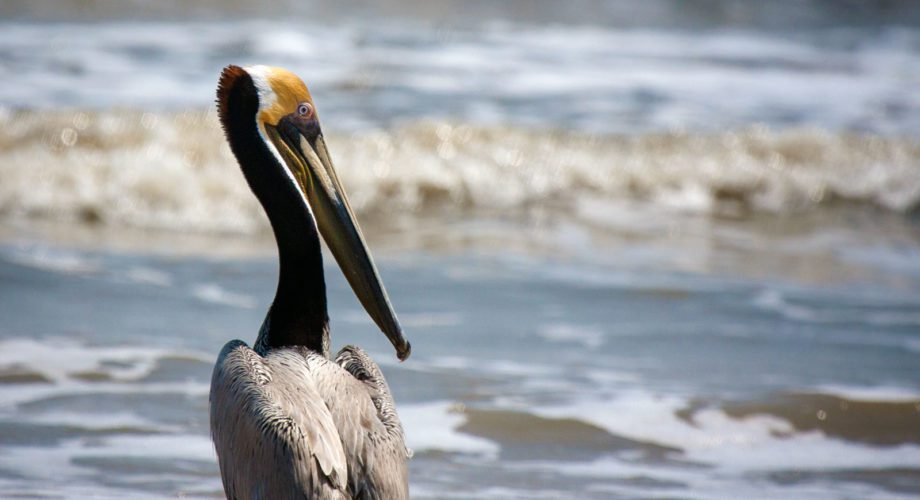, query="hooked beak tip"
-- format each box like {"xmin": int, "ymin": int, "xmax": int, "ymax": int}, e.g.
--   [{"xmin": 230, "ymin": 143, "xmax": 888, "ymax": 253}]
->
[{"xmin": 397, "ymin": 340, "xmax": 411, "ymax": 362}]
